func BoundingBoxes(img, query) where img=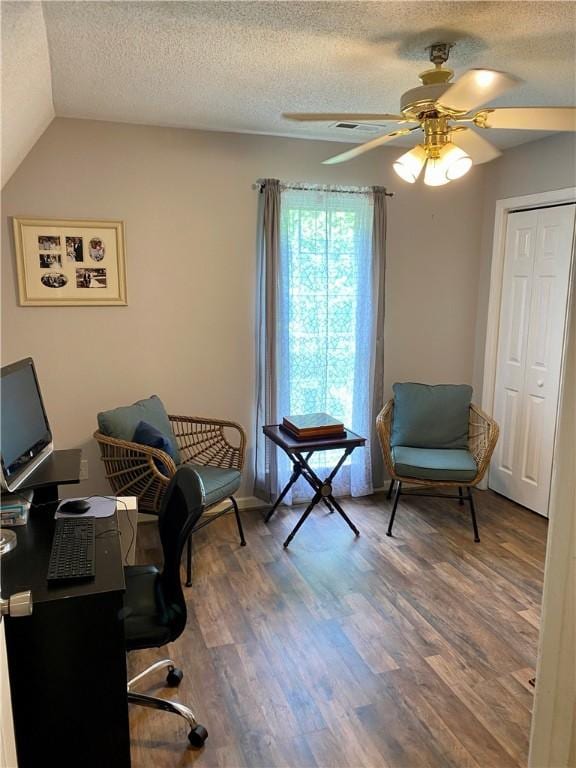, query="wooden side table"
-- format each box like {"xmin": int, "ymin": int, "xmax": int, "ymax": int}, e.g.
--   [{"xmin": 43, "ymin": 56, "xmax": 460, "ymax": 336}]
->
[{"xmin": 262, "ymin": 425, "xmax": 366, "ymax": 547}]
